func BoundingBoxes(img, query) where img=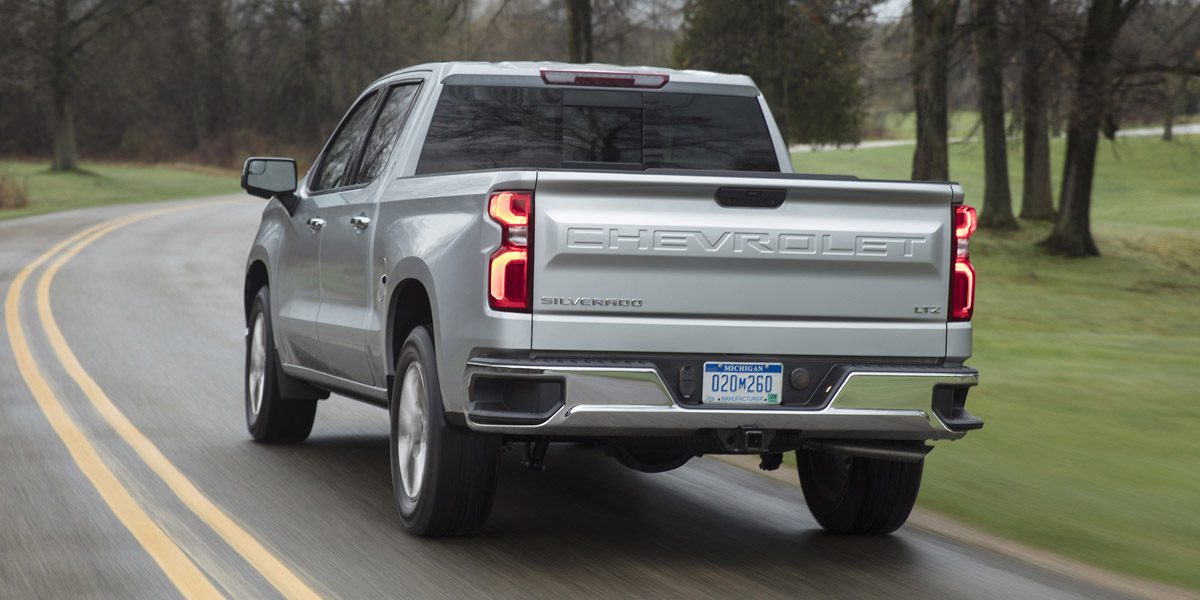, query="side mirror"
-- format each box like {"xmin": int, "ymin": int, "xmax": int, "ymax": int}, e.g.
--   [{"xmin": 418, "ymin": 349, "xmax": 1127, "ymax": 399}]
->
[{"xmin": 241, "ymin": 157, "xmax": 297, "ymax": 199}]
